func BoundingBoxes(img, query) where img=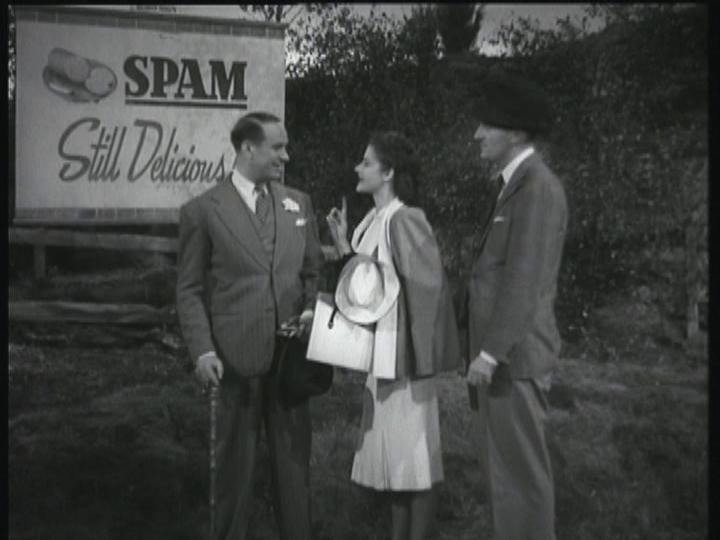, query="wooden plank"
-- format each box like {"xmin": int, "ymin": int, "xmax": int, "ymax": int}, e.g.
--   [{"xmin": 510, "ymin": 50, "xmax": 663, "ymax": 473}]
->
[
  {"xmin": 12, "ymin": 207, "xmax": 179, "ymax": 225},
  {"xmin": 14, "ymin": 5, "xmax": 288, "ymax": 33},
  {"xmin": 9, "ymin": 301, "xmax": 175, "ymax": 324},
  {"xmin": 10, "ymin": 227, "xmax": 339, "ymax": 261},
  {"xmin": 9, "ymin": 228, "xmax": 178, "ymax": 253}
]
